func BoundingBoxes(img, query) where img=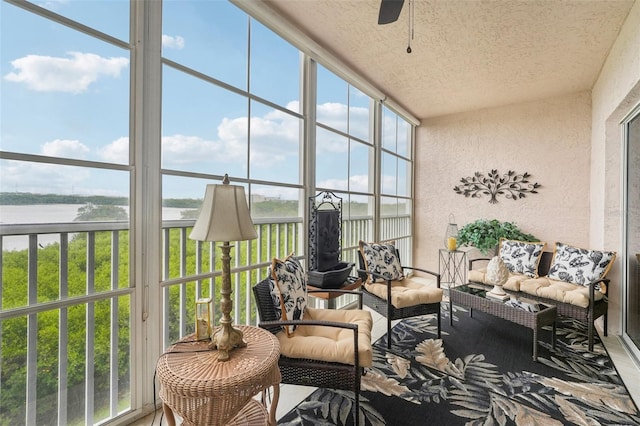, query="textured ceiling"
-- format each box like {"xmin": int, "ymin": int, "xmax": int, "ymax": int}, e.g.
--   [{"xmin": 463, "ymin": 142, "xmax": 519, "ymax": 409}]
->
[{"xmin": 263, "ymin": 0, "xmax": 635, "ymax": 119}]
